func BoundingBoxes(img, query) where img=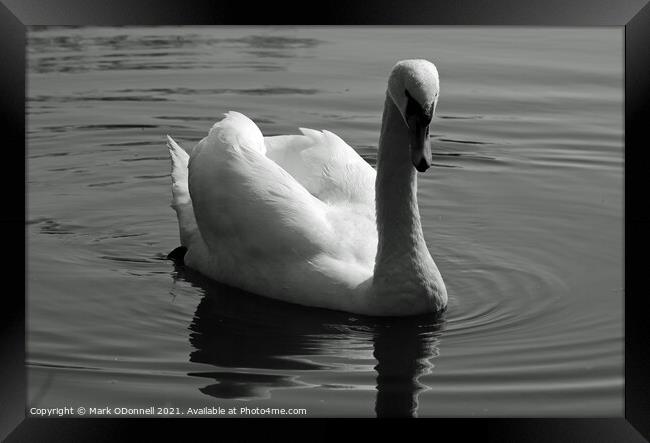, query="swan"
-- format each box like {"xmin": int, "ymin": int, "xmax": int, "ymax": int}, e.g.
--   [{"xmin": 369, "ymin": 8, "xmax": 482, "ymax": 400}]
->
[{"xmin": 166, "ymin": 59, "xmax": 447, "ymax": 316}]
